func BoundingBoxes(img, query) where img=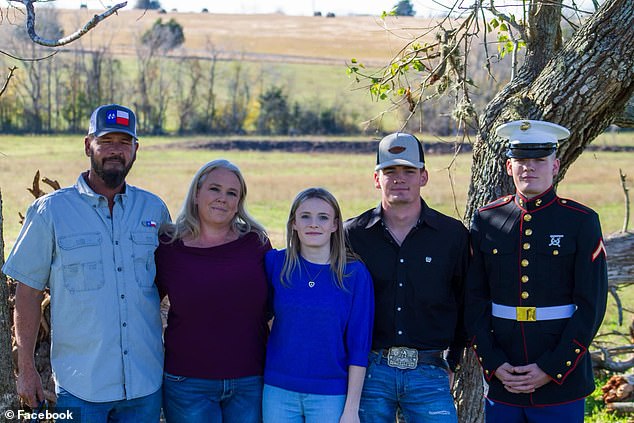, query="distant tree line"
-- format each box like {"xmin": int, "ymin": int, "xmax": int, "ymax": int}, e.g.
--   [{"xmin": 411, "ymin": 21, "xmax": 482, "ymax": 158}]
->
[
  {"xmin": 0, "ymin": 9, "xmax": 507, "ymax": 137},
  {"xmin": 0, "ymin": 11, "xmax": 363, "ymax": 136}
]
